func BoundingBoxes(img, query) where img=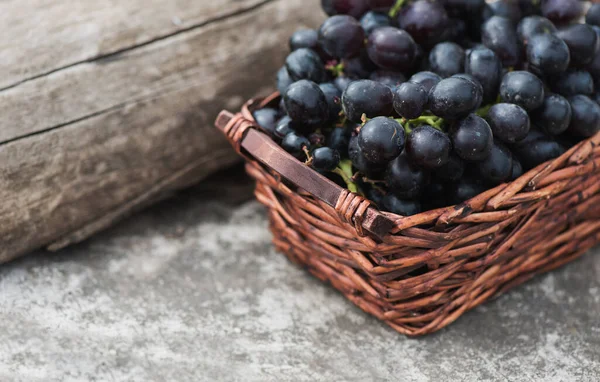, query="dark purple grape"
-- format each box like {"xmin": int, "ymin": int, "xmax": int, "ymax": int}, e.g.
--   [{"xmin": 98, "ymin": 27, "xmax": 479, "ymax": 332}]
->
[
  {"xmin": 594, "ymin": 92, "xmax": 600, "ymax": 105},
  {"xmin": 327, "ymin": 125, "xmax": 352, "ymax": 157},
  {"xmin": 442, "ymin": 18, "xmax": 468, "ymax": 44},
  {"xmin": 367, "ymin": 0, "xmax": 395, "ymax": 12},
  {"xmin": 526, "ymin": 33, "xmax": 570, "ymax": 76},
  {"xmin": 481, "ymin": 16, "xmax": 521, "ymax": 67},
  {"xmin": 382, "ymin": 194, "xmax": 422, "ymax": 216},
  {"xmin": 334, "ymin": 76, "xmax": 353, "ymax": 91},
  {"xmin": 341, "ymin": 80, "xmax": 394, "ymax": 122},
  {"xmin": 319, "ymin": 83, "xmax": 343, "ymax": 122},
  {"xmin": 308, "ymin": 132, "xmax": 326, "ymax": 146},
  {"xmin": 567, "ymin": 95, "xmax": 600, "ymax": 137},
  {"xmin": 360, "ymin": 11, "xmax": 393, "ymax": 35},
  {"xmin": 285, "ymin": 48, "xmax": 327, "ymax": 83},
  {"xmin": 448, "ymin": 177, "xmax": 487, "ymax": 204},
  {"xmin": 358, "ymin": 117, "xmax": 405, "ymax": 164},
  {"xmin": 428, "ymin": 77, "xmax": 483, "ymax": 119},
  {"xmin": 489, "ymin": 0, "xmax": 522, "ymax": 23},
  {"xmin": 429, "ymin": 42, "xmax": 465, "ymax": 78},
  {"xmin": 252, "ymin": 108, "xmax": 280, "ymax": 135},
  {"xmin": 518, "ymin": 0, "xmax": 541, "ymax": 17},
  {"xmin": 342, "ymin": 51, "xmax": 377, "ymax": 78},
  {"xmin": 452, "ymin": 73, "xmax": 484, "ymax": 97},
  {"xmin": 393, "ymin": 81, "xmax": 429, "ymax": 119},
  {"xmin": 551, "ymin": 70, "xmax": 594, "ymax": 97},
  {"xmin": 433, "ymin": 154, "xmax": 465, "ymax": 182},
  {"xmin": 442, "ymin": 0, "xmax": 486, "ymax": 17},
  {"xmin": 486, "ymin": 103, "xmax": 531, "ymax": 143},
  {"xmin": 511, "ymin": 128, "xmax": 565, "ymax": 169},
  {"xmin": 386, "ymin": 153, "xmax": 429, "ymax": 199},
  {"xmin": 366, "ymin": 186, "xmax": 385, "ymax": 208},
  {"xmin": 450, "ymin": 114, "xmax": 494, "ymax": 161},
  {"xmin": 517, "ymin": 16, "xmax": 557, "ymax": 46},
  {"xmin": 511, "ymin": 159, "xmax": 523, "ymax": 180},
  {"xmin": 282, "ymin": 132, "xmax": 311, "ymax": 160},
  {"xmin": 349, "ymin": 135, "xmax": 386, "ymax": 177},
  {"xmin": 409, "ymin": 71, "xmax": 442, "ymax": 92},
  {"xmin": 398, "ymin": 0, "xmax": 449, "ymax": 47},
  {"xmin": 465, "ymin": 47, "xmax": 503, "ymax": 103},
  {"xmin": 274, "ymin": 116, "xmax": 296, "ymax": 142},
  {"xmin": 318, "ymin": 15, "xmax": 365, "ymax": 59},
  {"xmin": 475, "ymin": 141, "xmax": 513, "ymax": 185},
  {"xmin": 283, "ymin": 80, "xmax": 329, "ymax": 130},
  {"xmin": 369, "ymin": 70, "xmax": 406, "ymax": 88},
  {"xmin": 531, "ymin": 94, "xmax": 571, "ymax": 135},
  {"xmin": 499, "ymin": 71, "xmax": 545, "ymax": 111},
  {"xmin": 366, "ymin": 27, "xmax": 417, "ymax": 71},
  {"xmin": 289, "ymin": 29, "xmax": 319, "ymax": 52},
  {"xmin": 556, "ymin": 24, "xmax": 599, "ymax": 67},
  {"xmin": 277, "ymin": 66, "xmax": 294, "ymax": 96},
  {"xmin": 541, "ymin": 0, "xmax": 583, "ymax": 24},
  {"xmin": 587, "ymin": 50, "xmax": 600, "ymax": 85},
  {"xmin": 321, "ymin": 0, "xmax": 370, "ymax": 18},
  {"xmin": 422, "ymin": 182, "xmax": 448, "ymax": 209},
  {"xmin": 587, "ymin": 4, "xmax": 600, "ymax": 27},
  {"xmin": 311, "ymin": 147, "xmax": 341, "ymax": 171},
  {"xmin": 406, "ymin": 125, "xmax": 452, "ymax": 169}
]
